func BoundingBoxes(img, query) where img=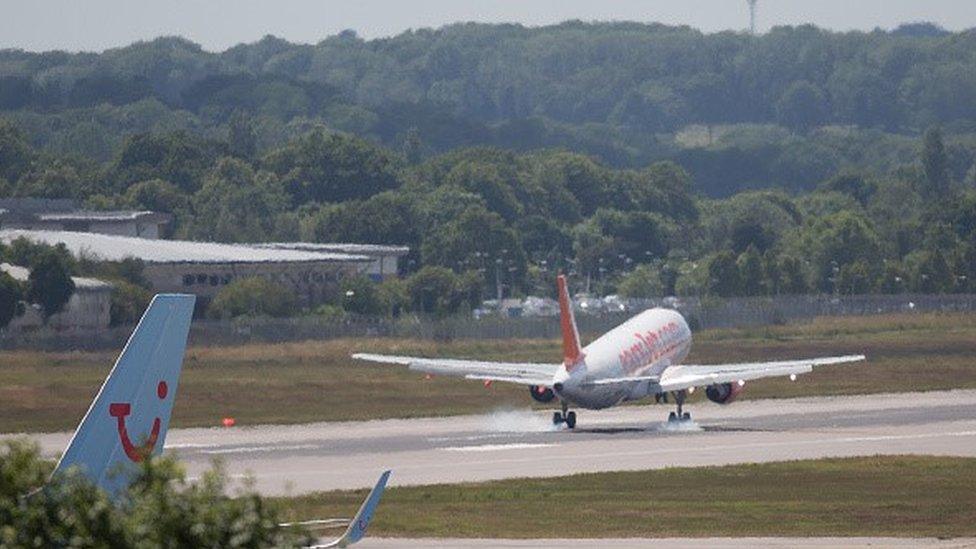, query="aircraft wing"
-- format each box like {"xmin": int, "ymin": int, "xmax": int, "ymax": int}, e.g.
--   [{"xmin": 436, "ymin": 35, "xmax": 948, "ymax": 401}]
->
[
  {"xmin": 658, "ymin": 355, "xmax": 865, "ymax": 392},
  {"xmin": 352, "ymin": 353, "xmax": 559, "ymax": 387}
]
